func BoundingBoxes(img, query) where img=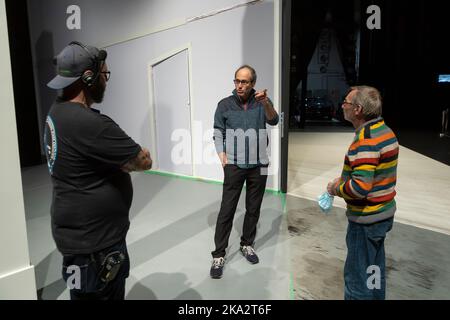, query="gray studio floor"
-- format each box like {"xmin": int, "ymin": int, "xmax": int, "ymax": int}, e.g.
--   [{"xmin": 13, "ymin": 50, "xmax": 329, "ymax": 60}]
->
[
  {"xmin": 22, "ymin": 165, "xmax": 450, "ymax": 300},
  {"xmin": 22, "ymin": 165, "xmax": 290, "ymax": 300}
]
